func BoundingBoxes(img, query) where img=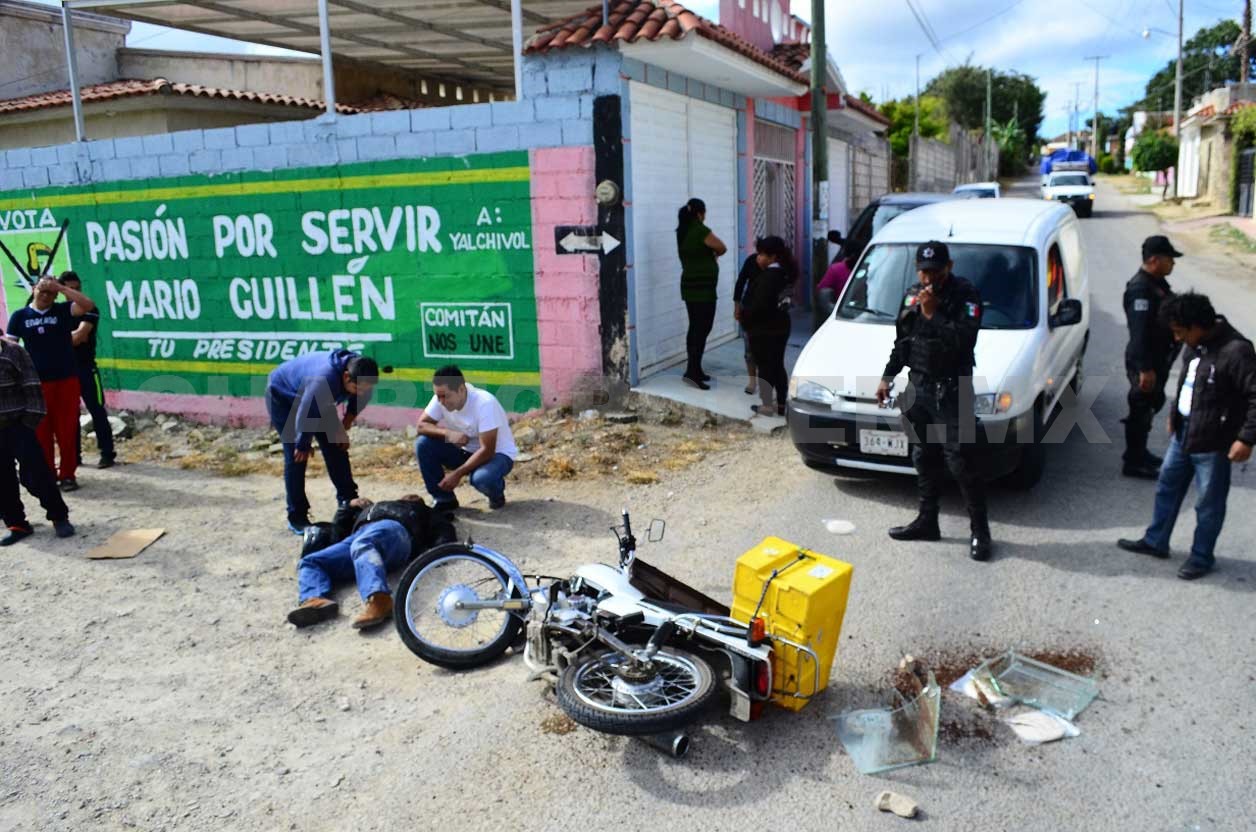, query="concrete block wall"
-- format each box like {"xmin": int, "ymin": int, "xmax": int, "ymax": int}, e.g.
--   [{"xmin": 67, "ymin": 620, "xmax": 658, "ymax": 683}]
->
[{"xmin": 0, "ymin": 49, "xmax": 614, "ymax": 420}]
